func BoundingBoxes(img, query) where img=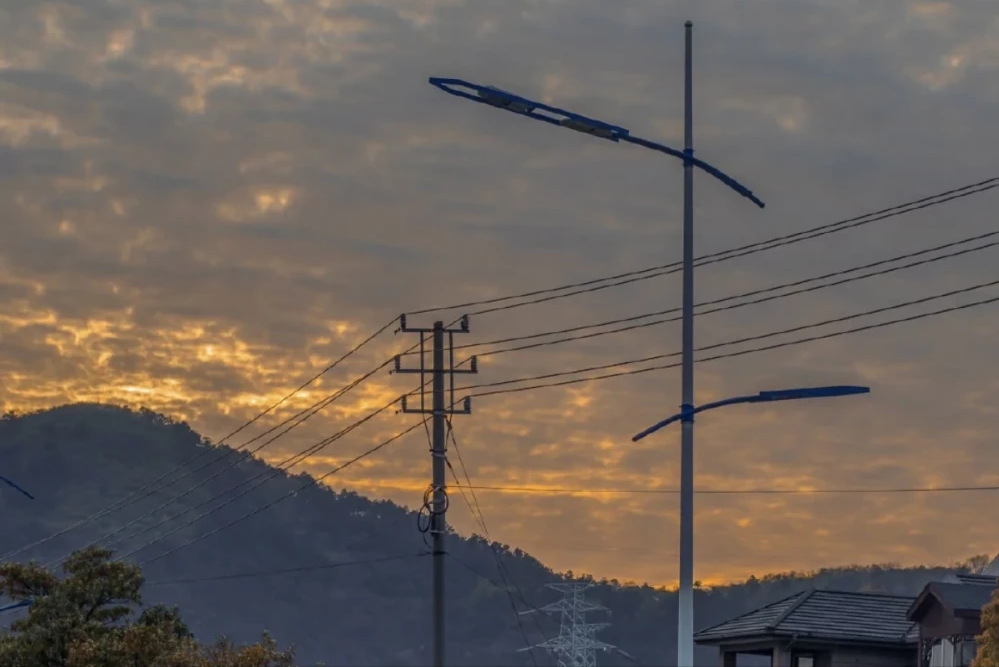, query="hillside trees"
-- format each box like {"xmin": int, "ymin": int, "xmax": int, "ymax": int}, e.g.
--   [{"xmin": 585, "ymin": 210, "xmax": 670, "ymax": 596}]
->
[{"xmin": 0, "ymin": 546, "xmax": 295, "ymax": 667}]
